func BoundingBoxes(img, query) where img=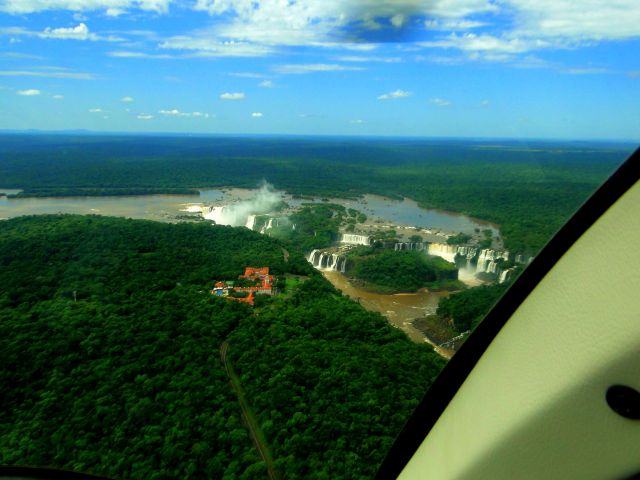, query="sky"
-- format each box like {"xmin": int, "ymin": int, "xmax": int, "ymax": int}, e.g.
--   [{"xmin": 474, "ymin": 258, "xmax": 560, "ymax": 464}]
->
[{"xmin": 0, "ymin": 0, "xmax": 639, "ymax": 140}]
